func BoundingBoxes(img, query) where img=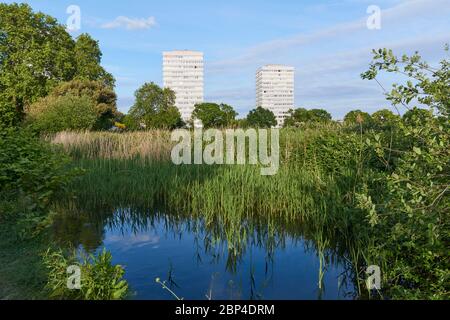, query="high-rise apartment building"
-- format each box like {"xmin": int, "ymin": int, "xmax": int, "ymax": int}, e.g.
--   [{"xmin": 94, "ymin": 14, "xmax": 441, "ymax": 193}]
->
[
  {"xmin": 163, "ymin": 50, "xmax": 204, "ymax": 122},
  {"xmin": 256, "ymin": 65, "xmax": 295, "ymax": 127}
]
